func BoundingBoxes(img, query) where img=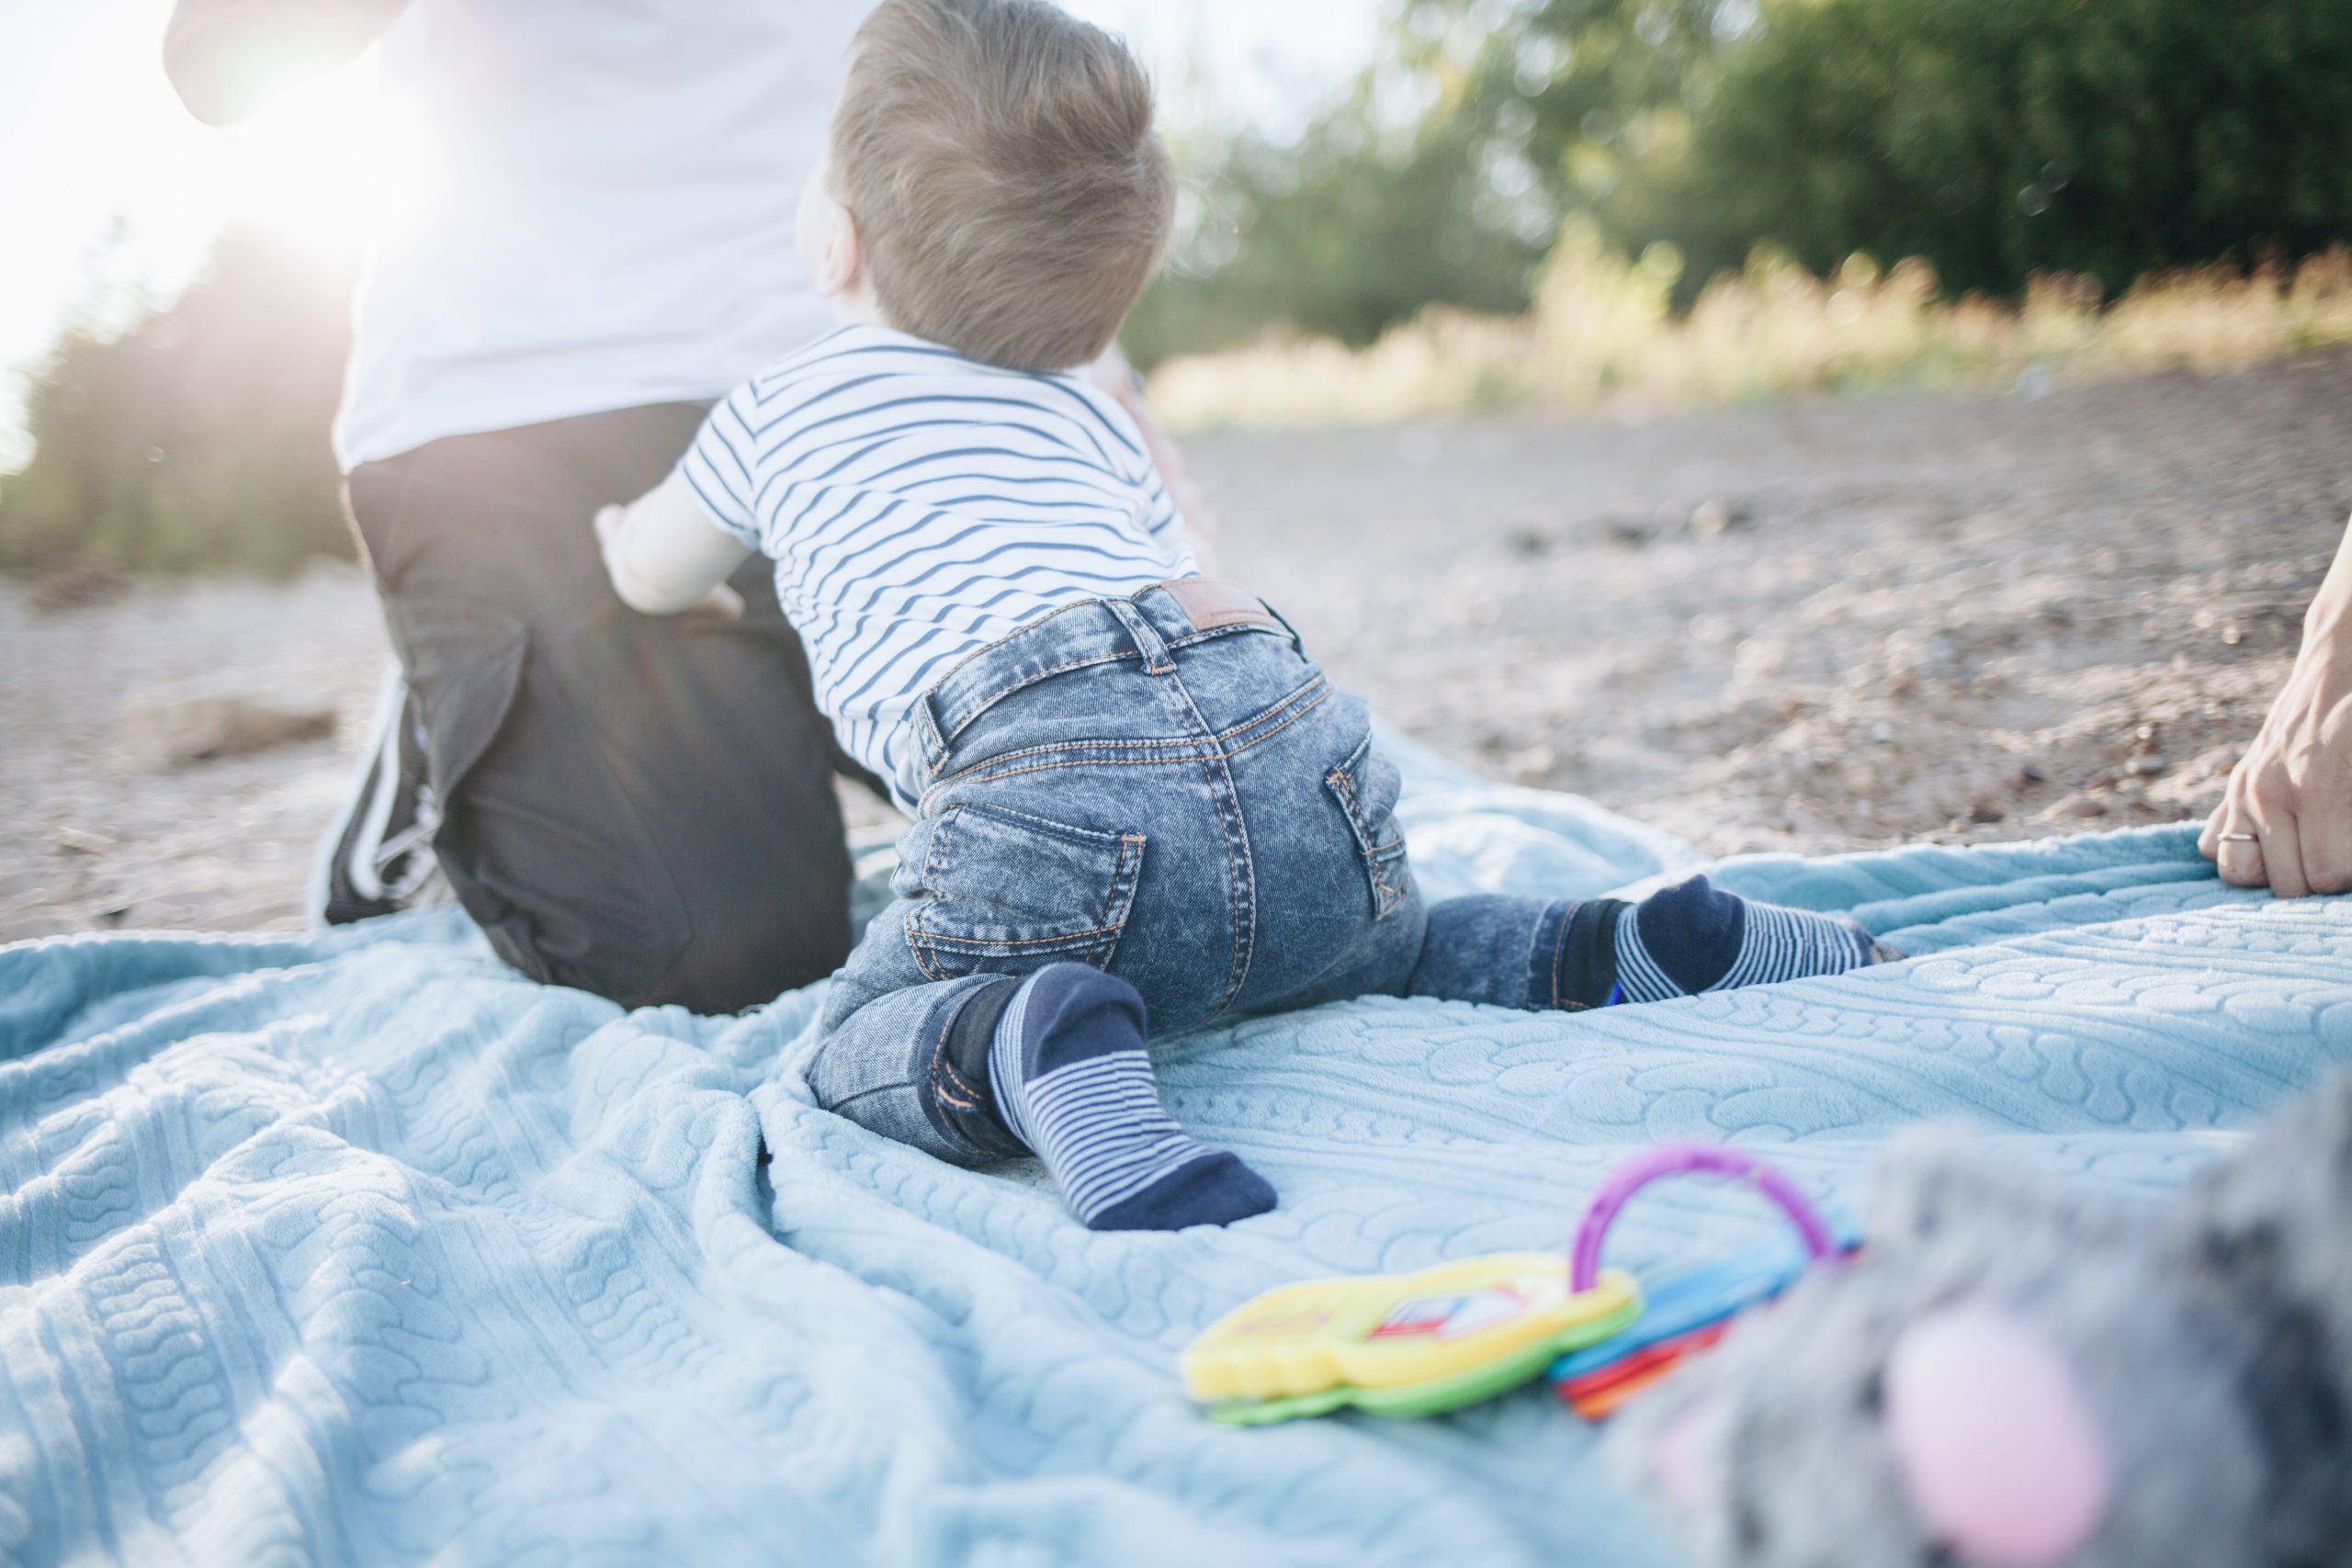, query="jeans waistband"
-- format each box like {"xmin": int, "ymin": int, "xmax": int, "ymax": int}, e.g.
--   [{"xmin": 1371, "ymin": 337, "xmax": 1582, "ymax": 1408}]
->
[{"xmin": 909, "ymin": 579, "xmax": 1295, "ymax": 773}]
